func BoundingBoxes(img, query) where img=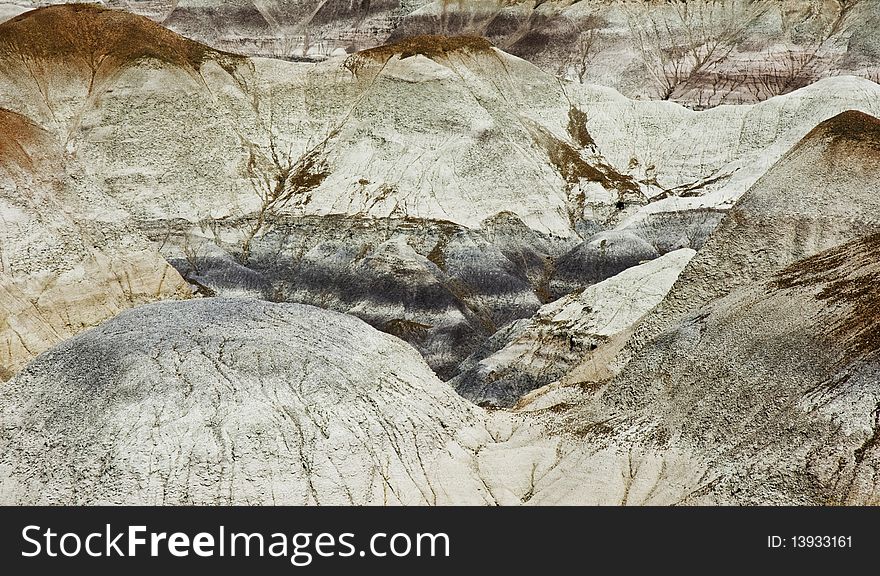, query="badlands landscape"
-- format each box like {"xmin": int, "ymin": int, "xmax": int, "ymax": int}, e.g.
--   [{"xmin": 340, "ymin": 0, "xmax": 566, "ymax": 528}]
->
[{"xmin": 0, "ymin": 0, "xmax": 878, "ymax": 504}]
